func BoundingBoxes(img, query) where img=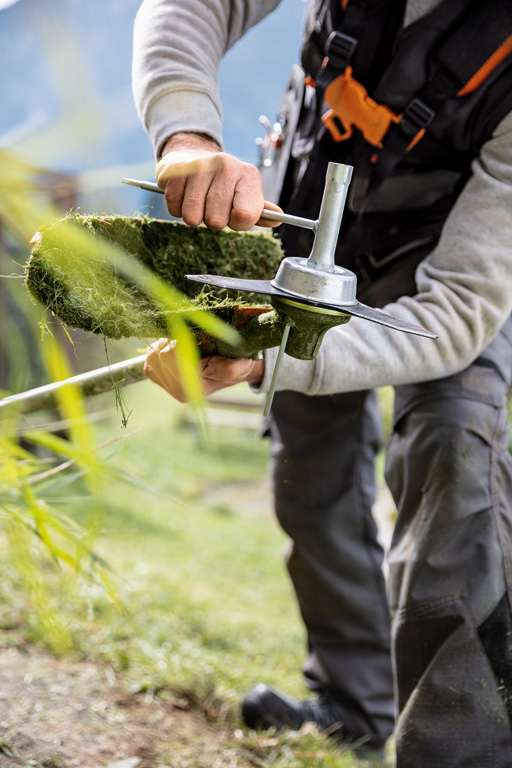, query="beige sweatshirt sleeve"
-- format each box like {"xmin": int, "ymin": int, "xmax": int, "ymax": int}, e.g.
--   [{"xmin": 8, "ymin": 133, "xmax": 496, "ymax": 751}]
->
[
  {"xmin": 255, "ymin": 110, "xmax": 512, "ymax": 395},
  {"xmin": 132, "ymin": 0, "xmax": 281, "ymax": 156}
]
